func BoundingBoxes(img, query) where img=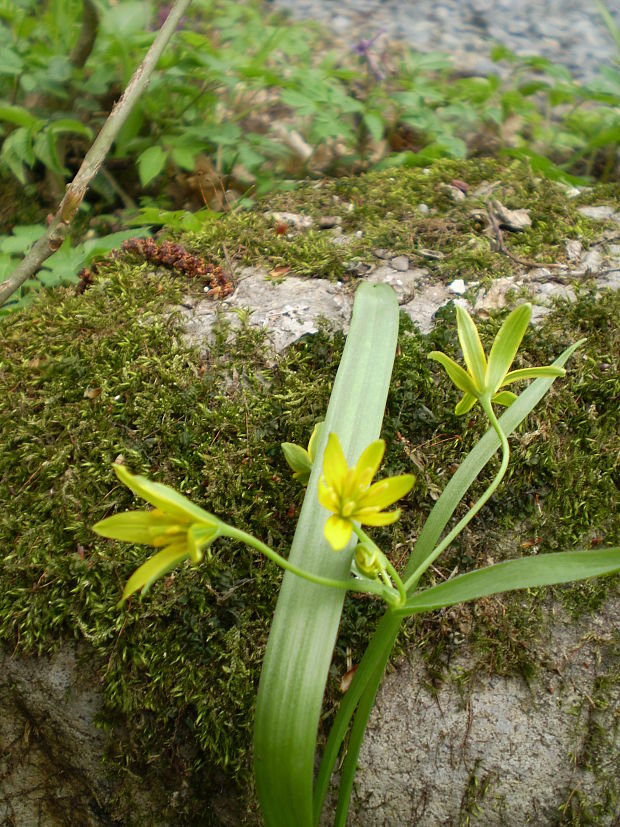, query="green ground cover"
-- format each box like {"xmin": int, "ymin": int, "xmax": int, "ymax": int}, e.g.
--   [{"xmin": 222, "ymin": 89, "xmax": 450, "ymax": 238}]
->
[{"xmin": 0, "ymin": 161, "xmax": 618, "ymax": 822}]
